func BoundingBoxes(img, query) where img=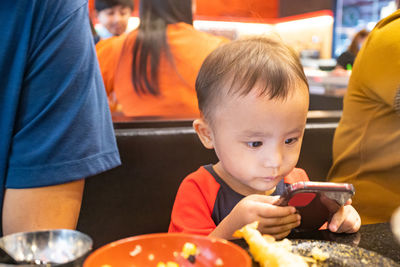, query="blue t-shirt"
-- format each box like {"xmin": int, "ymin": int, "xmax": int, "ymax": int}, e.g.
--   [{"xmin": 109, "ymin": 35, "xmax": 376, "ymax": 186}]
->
[{"xmin": 0, "ymin": 0, "xmax": 121, "ymax": 231}]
